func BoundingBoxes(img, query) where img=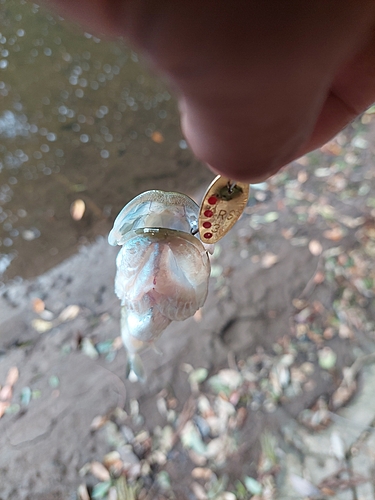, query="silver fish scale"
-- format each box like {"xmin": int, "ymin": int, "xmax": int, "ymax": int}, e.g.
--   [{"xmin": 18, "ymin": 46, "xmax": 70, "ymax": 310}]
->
[{"xmin": 108, "ymin": 190, "xmax": 211, "ymax": 380}]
